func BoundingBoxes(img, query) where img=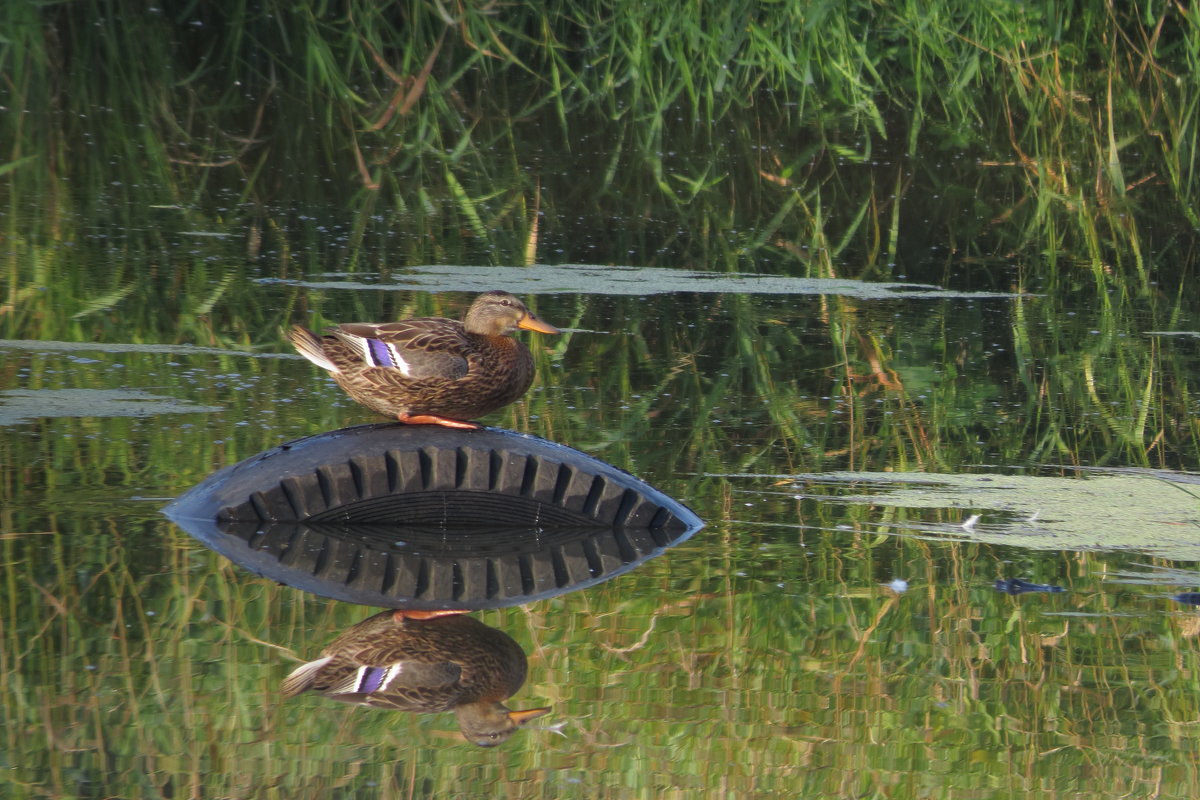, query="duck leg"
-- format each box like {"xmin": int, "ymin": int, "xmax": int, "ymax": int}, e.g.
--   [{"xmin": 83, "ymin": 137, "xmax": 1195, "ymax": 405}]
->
[
  {"xmin": 394, "ymin": 609, "xmax": 468, "ymax": 621},
  {"xmin": 397, "ymin": 411, "xmax": 481, "ymax": 430}
]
